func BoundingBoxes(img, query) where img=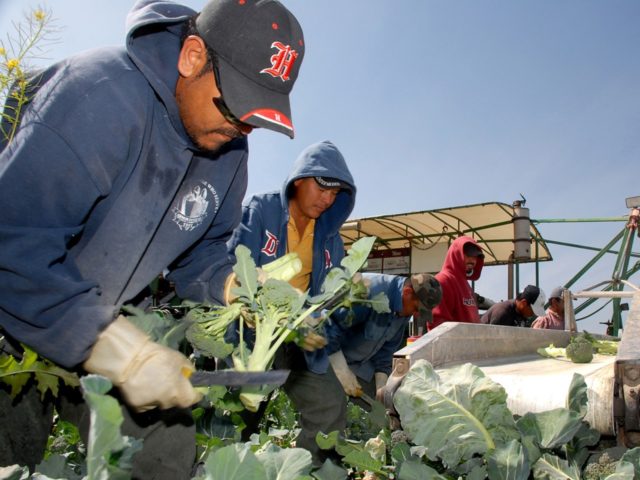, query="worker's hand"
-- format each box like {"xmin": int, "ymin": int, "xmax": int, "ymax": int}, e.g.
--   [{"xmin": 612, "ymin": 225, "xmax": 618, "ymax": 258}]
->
[
  {"xmin": 83, "ymin": 315, "xmax": 202, "ymax": 412},
  {"xmin": 329, "ymin": 350, "xmax": 363, "ymax": 397},
  {"xmin": 301, "ymin": 330, "xmax": 327, "ymax": 351},
  {"xmin": 374, "ymin": 372, "xmax": 388, "ymax": 391},
  {"xmin": 374, "ymin": 372, "xmax": 389, "ymax": 399}
]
